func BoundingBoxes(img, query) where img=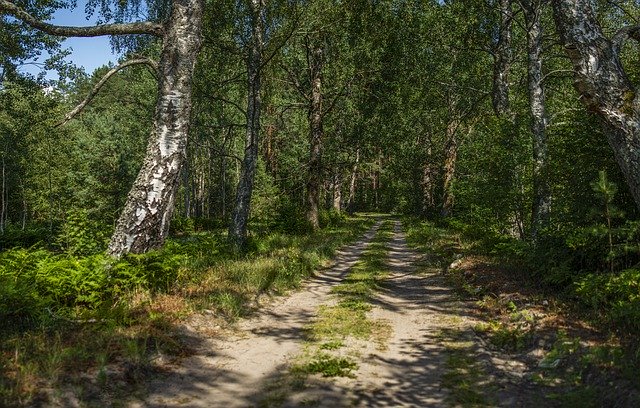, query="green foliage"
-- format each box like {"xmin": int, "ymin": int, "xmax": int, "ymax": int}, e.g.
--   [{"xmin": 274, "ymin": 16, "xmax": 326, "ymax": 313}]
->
[
  {"xmin": 56, "ymin": 209, "xmax": 110, "ymax": 255},
  {"xmin": 299, "ymin": 354, "xmax": 358, "ymax": 378},
  {"xmin": 274, "ymin": 200, "xmax": 313, "ymax": 234},
  {"xmin": 575, "ymin": 269, "xmax": 640, "ymax": 336},
  {"xmin": 318, "ymin": 209, "xmax": 346, "ymax": 228},
  {"xmin": 169, "ymin": 216, "xmax": 196, "ymax": 236}
]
